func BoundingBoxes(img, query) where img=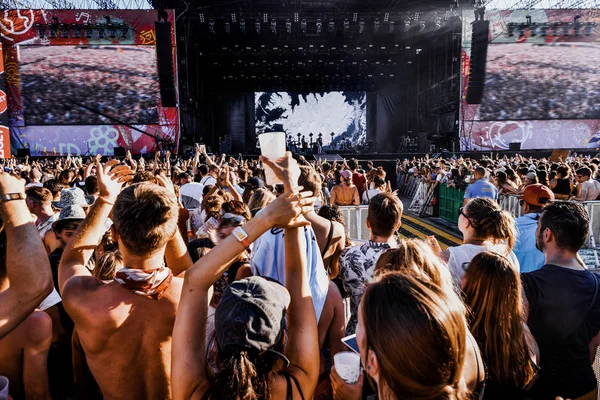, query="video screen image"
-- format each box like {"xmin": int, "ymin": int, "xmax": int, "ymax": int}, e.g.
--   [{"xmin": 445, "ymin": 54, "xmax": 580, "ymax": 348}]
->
[
  {"xmin": 480, "ymin": 42, "xmax": 600, "ymax": 121},
  {"xmin": 19, "ymin": 45, "xmax": 160, "ymax": 125},
  {"xmin": 255, "ymin": 92, "xmax": 367, "ymax": 143}
]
